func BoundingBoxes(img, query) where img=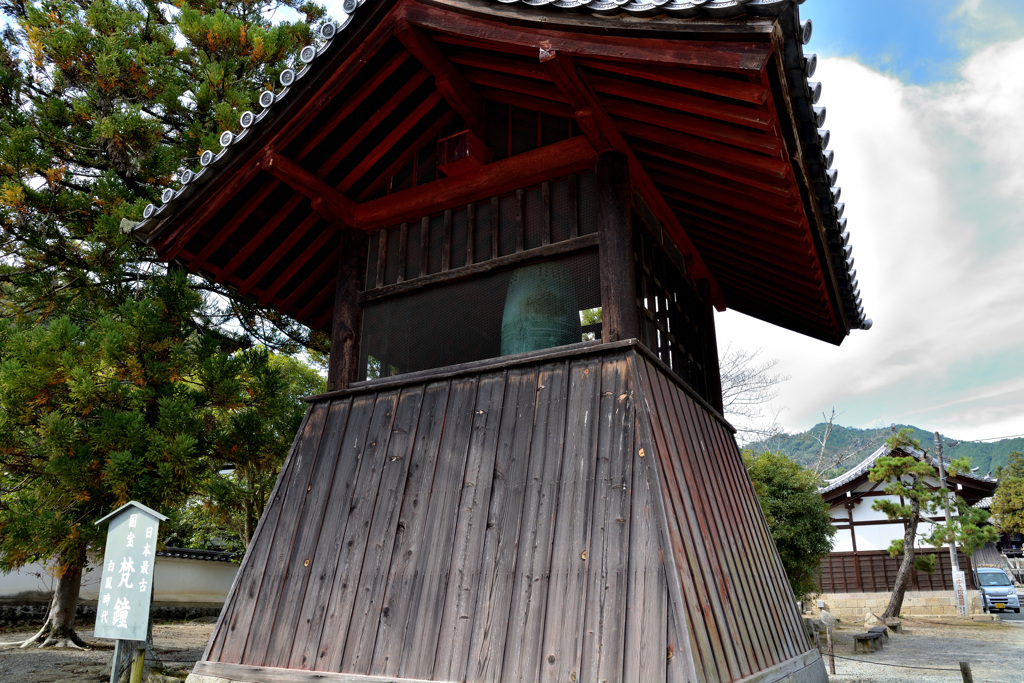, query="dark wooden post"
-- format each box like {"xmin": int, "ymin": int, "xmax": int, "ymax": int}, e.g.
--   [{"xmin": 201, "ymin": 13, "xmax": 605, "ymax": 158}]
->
[
  {"xmin": 596, "ymin": 151, "xmax": 639, "ymax": 343},
  {"xmin": 327, "ymin": 228, "xmax": 368, "ymax": 391},
  {"xmin": 700, "ymin": 280, "xmax": 723, "ymax": 413}
]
